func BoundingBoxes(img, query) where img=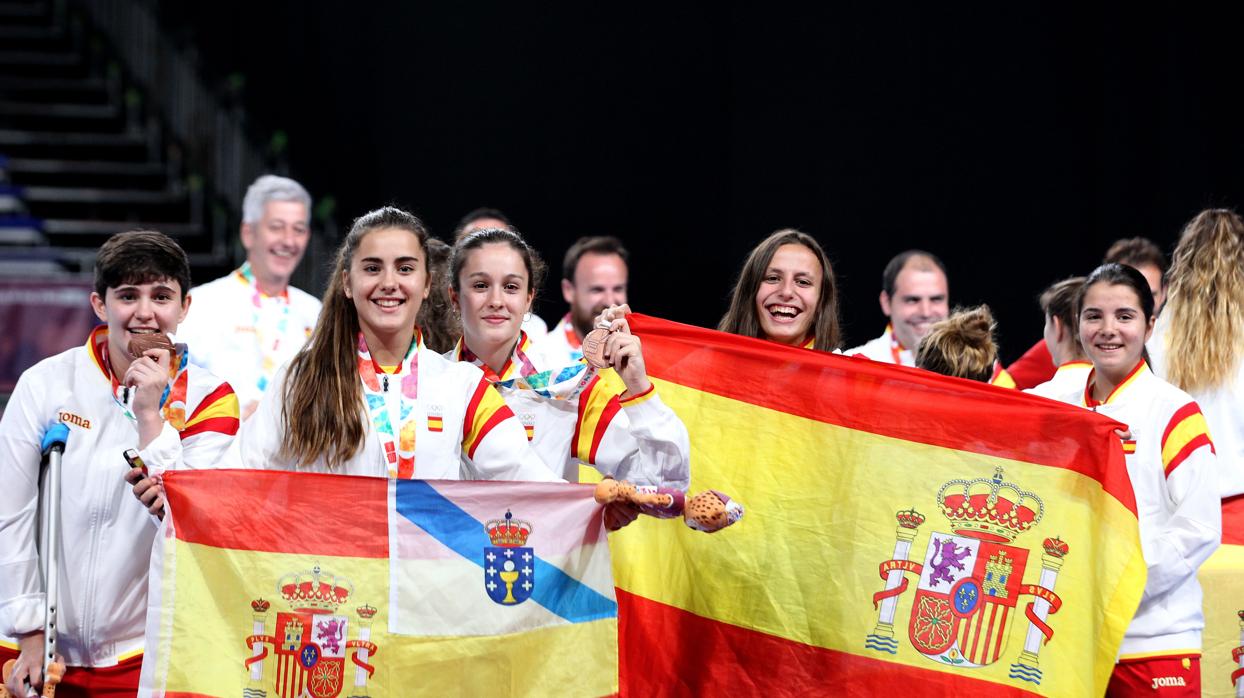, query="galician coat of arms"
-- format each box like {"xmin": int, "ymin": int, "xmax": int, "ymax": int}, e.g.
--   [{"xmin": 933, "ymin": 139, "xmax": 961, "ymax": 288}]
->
[
  {"xmin": 484, "ymin": 510, "xmax": 535, "ymax": 605},
  {"xmin": 865, "ymin": 467, "xmax": 1069, "ymax": 686},
  {"xmin": 243, "ymin": 565, "xmax": 380, "ymax": 698}
]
